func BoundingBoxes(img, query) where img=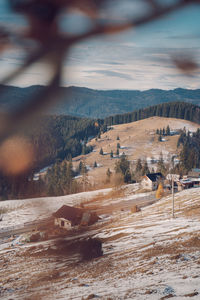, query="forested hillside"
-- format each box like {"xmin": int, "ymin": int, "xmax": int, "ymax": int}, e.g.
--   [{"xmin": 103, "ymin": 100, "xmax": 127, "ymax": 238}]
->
[
  {"xmin": 0, "ymin": 115, "xmax": 103, "ymax": 199},
  {"xmin": 104, "ymin": 102, "xmax": 200, "ymax": 125},
  {"xmin": 25, "ymin": 115, "xmax": 102, "ymax": 170},
  {"xmin": 177, "ymin": 128, "xmax": 200, "ymax": 173},
  {"xmin": 1, "ymin": 101, "xmax": 200, "ymax": 199},
  {"xmin": 2, "ymin": 101, "xmax": 200, "ymax": 171},
  {"xmin": 0, "ymin": 85, "xmax": 200, "ymax": 118}
]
